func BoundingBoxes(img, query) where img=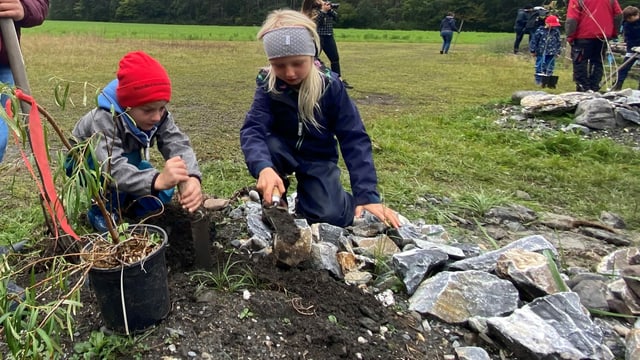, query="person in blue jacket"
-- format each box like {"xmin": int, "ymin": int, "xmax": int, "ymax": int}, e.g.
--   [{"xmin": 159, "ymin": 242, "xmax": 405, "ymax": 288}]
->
[
  {"xmin": 240, "ymin": 9, "xmax": 400, "ymax": 229},
  {"xmin": 529, "ymin": 15, "xmax": 562, "ymax": 87},
  {"xmin": 439, "ymin": 12, "xmax": 459, "ymax": 54},
  {"xmin": 612, "ymin": 6, "xmax": 640, "ymax": 90}
]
